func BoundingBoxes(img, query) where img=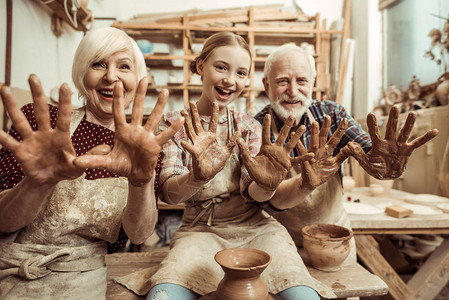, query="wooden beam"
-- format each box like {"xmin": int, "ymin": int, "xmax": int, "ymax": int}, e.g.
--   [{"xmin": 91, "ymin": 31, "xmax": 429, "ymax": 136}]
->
[
  {"xmin": 407, "ymin": 239, "xmax": 449, "ymax": 300},
  {"xmin": 335, "ymin": 0, "xmax": 351, "ymax": 104},
  {"xmin": 355, "ymin": 235, "xmax": 412, "ymax": 300},
  {"xmin": 3, "ymin": 0, "xmax": 12, "ymax": 131}
]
